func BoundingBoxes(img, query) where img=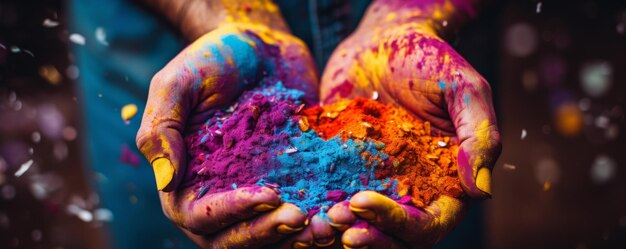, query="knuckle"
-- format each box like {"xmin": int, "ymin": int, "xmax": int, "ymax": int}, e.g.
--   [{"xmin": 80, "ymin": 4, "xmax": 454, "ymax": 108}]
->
[
  {"xmin": 151, "ymin": 69, "xmax": 177, "ymax": 87},
  {"xmin": 489, "ymin": 128, "xmax": 503, "ymax": 160},
  {"xmin": 135, "ymin": 127, "xmax": 152, "ymax": 156},
  {"xmin": 483, "ymin": 123, "xmax": 502, "ymax": 154},
  {"xmin": 135, "ymin": 122, "xmax": 168, "ymax": 157},
  {"xmin": 161, "ymin": 206, "xmax": 175, "ymax": 223},
  {"xmin": 474, "ymin": 77, "xmax": 493, "ymax": 94},
  {"xmin": 135, "ymin": 116, "xmax": 183, "ymax": 157},
  {"xmin": 185, "ymin": 218, "xmax": 207, "ymax": 235},
  {"xmin": 231, "ymin": 188, "xmax": 250, "ymax": 205}
]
